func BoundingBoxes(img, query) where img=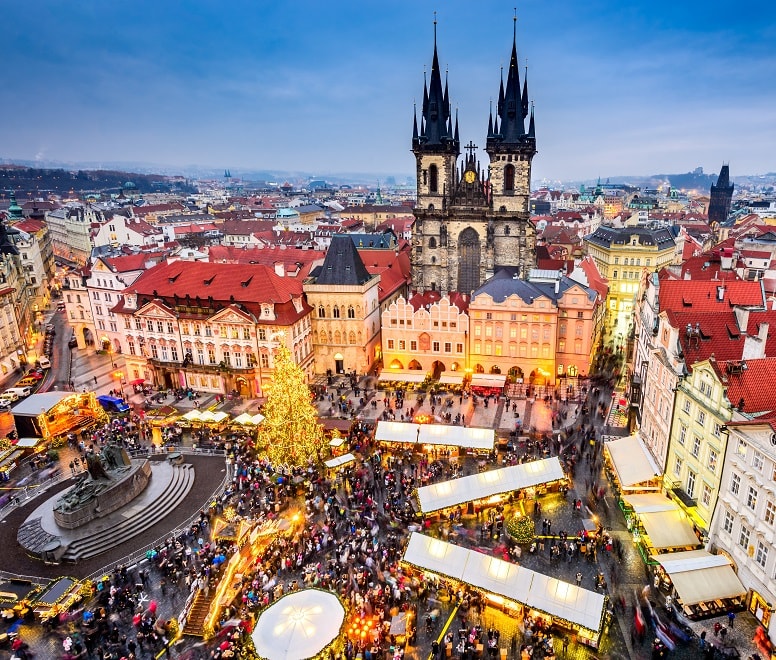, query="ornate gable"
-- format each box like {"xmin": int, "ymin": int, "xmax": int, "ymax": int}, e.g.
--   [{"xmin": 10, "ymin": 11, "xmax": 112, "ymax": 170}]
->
[
  {"xmin": 209, "ymin": 305, "xmax": 256, "ymax": 325},
  {"xmin": 136, "ymin": 300, "xmax": 176, "ymax": 319}
]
